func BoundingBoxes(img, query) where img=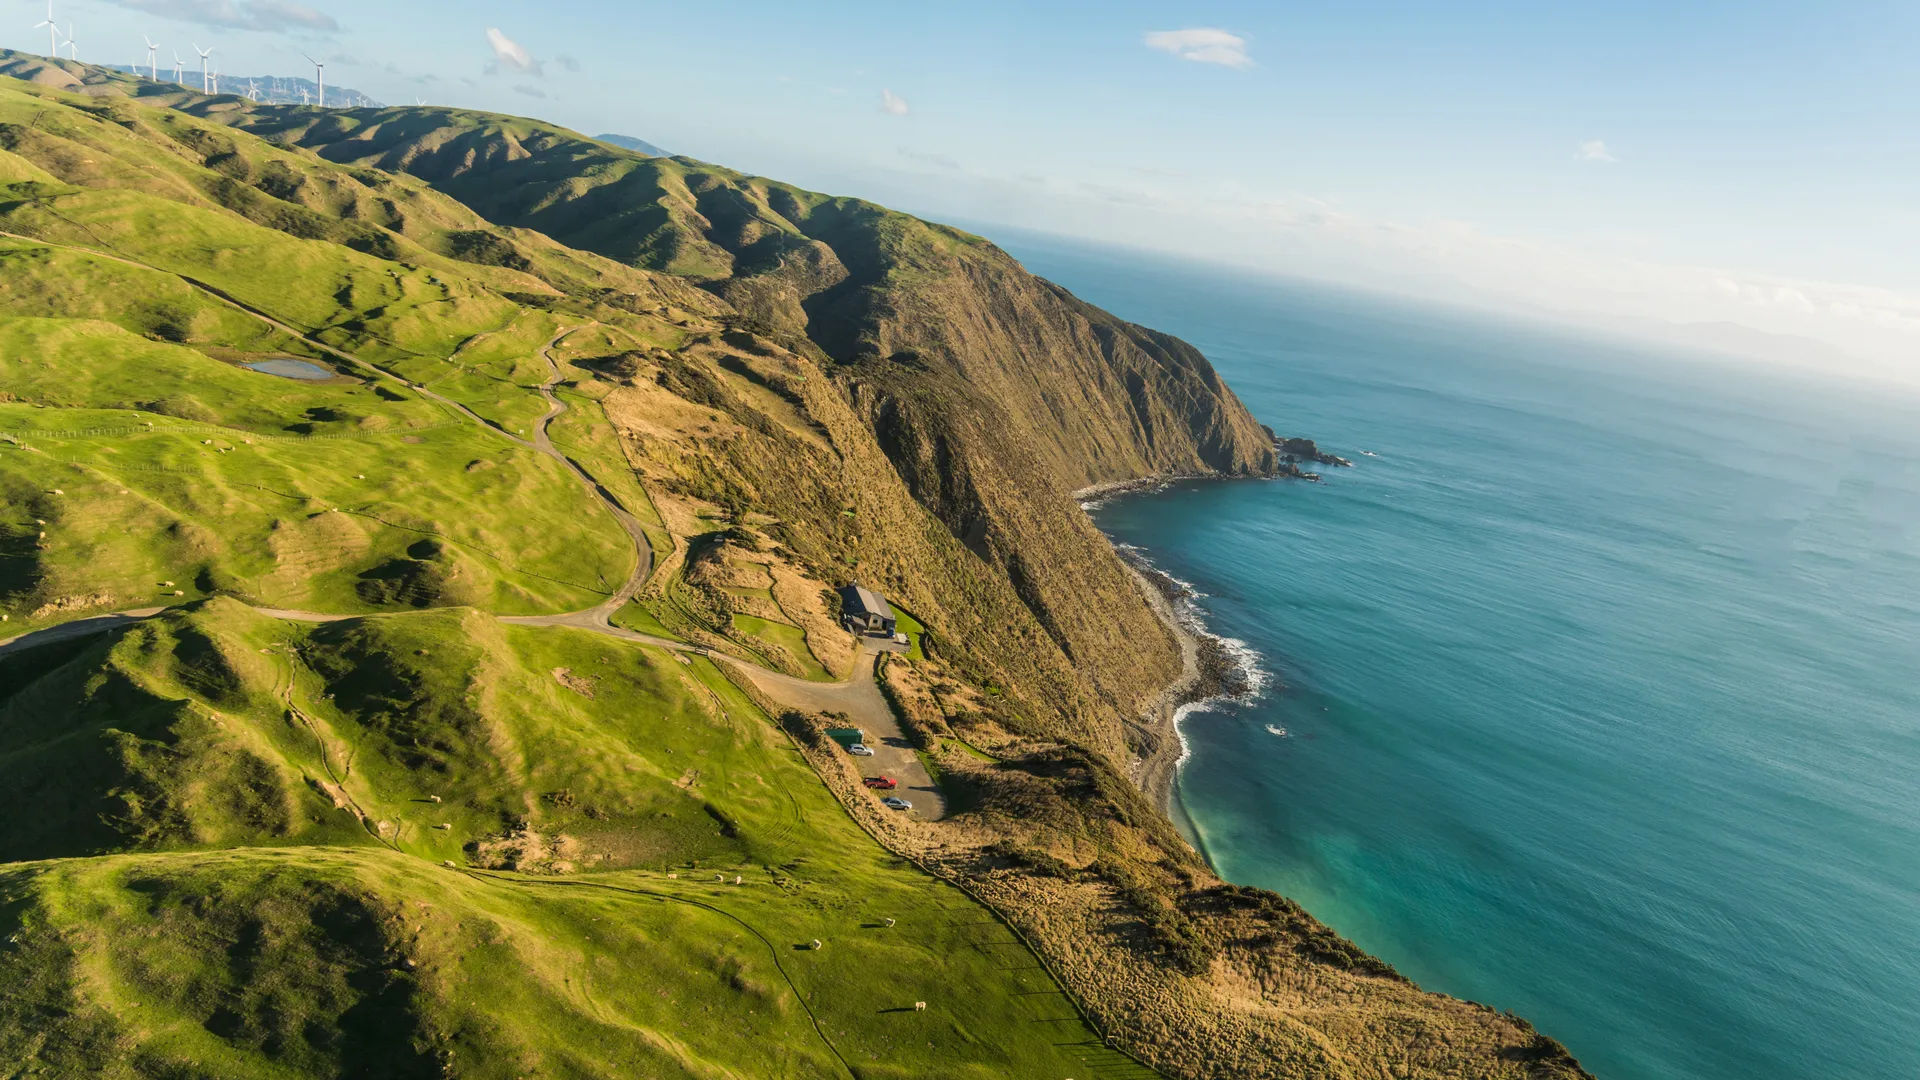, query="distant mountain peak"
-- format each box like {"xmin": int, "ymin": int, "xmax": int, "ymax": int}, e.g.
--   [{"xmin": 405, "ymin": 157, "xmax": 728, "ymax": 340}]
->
[{"xmin": 594, "ymin": 133, "xmax": 670, "ymax": 157}]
